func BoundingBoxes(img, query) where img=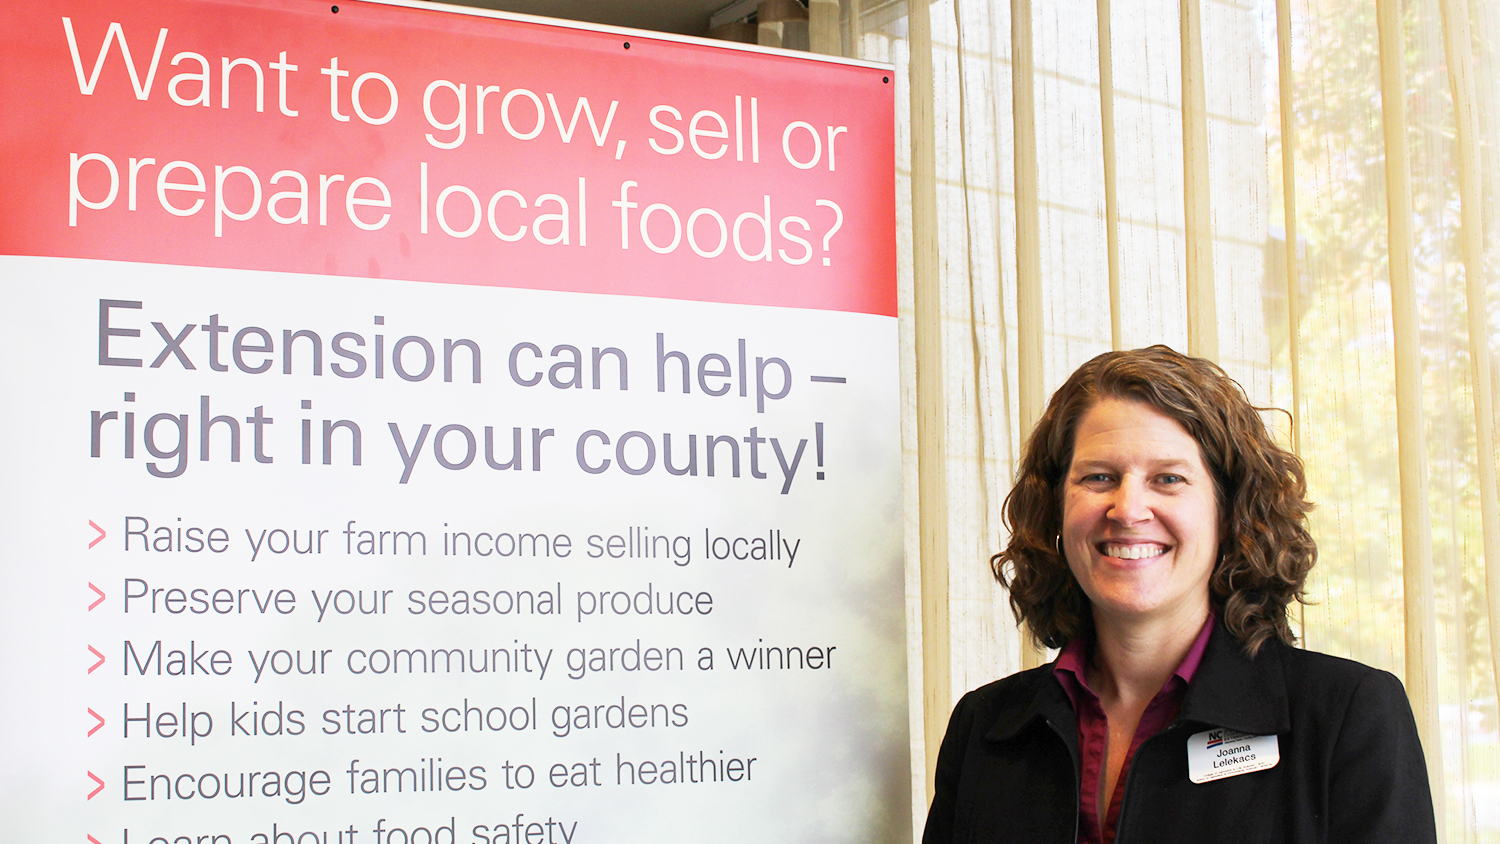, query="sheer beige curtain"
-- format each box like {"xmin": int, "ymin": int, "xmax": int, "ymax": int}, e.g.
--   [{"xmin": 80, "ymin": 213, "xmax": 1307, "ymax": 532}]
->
[{"xmin": 841, "ymin": 0, "xmax": 1500, "ymax": 839}]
